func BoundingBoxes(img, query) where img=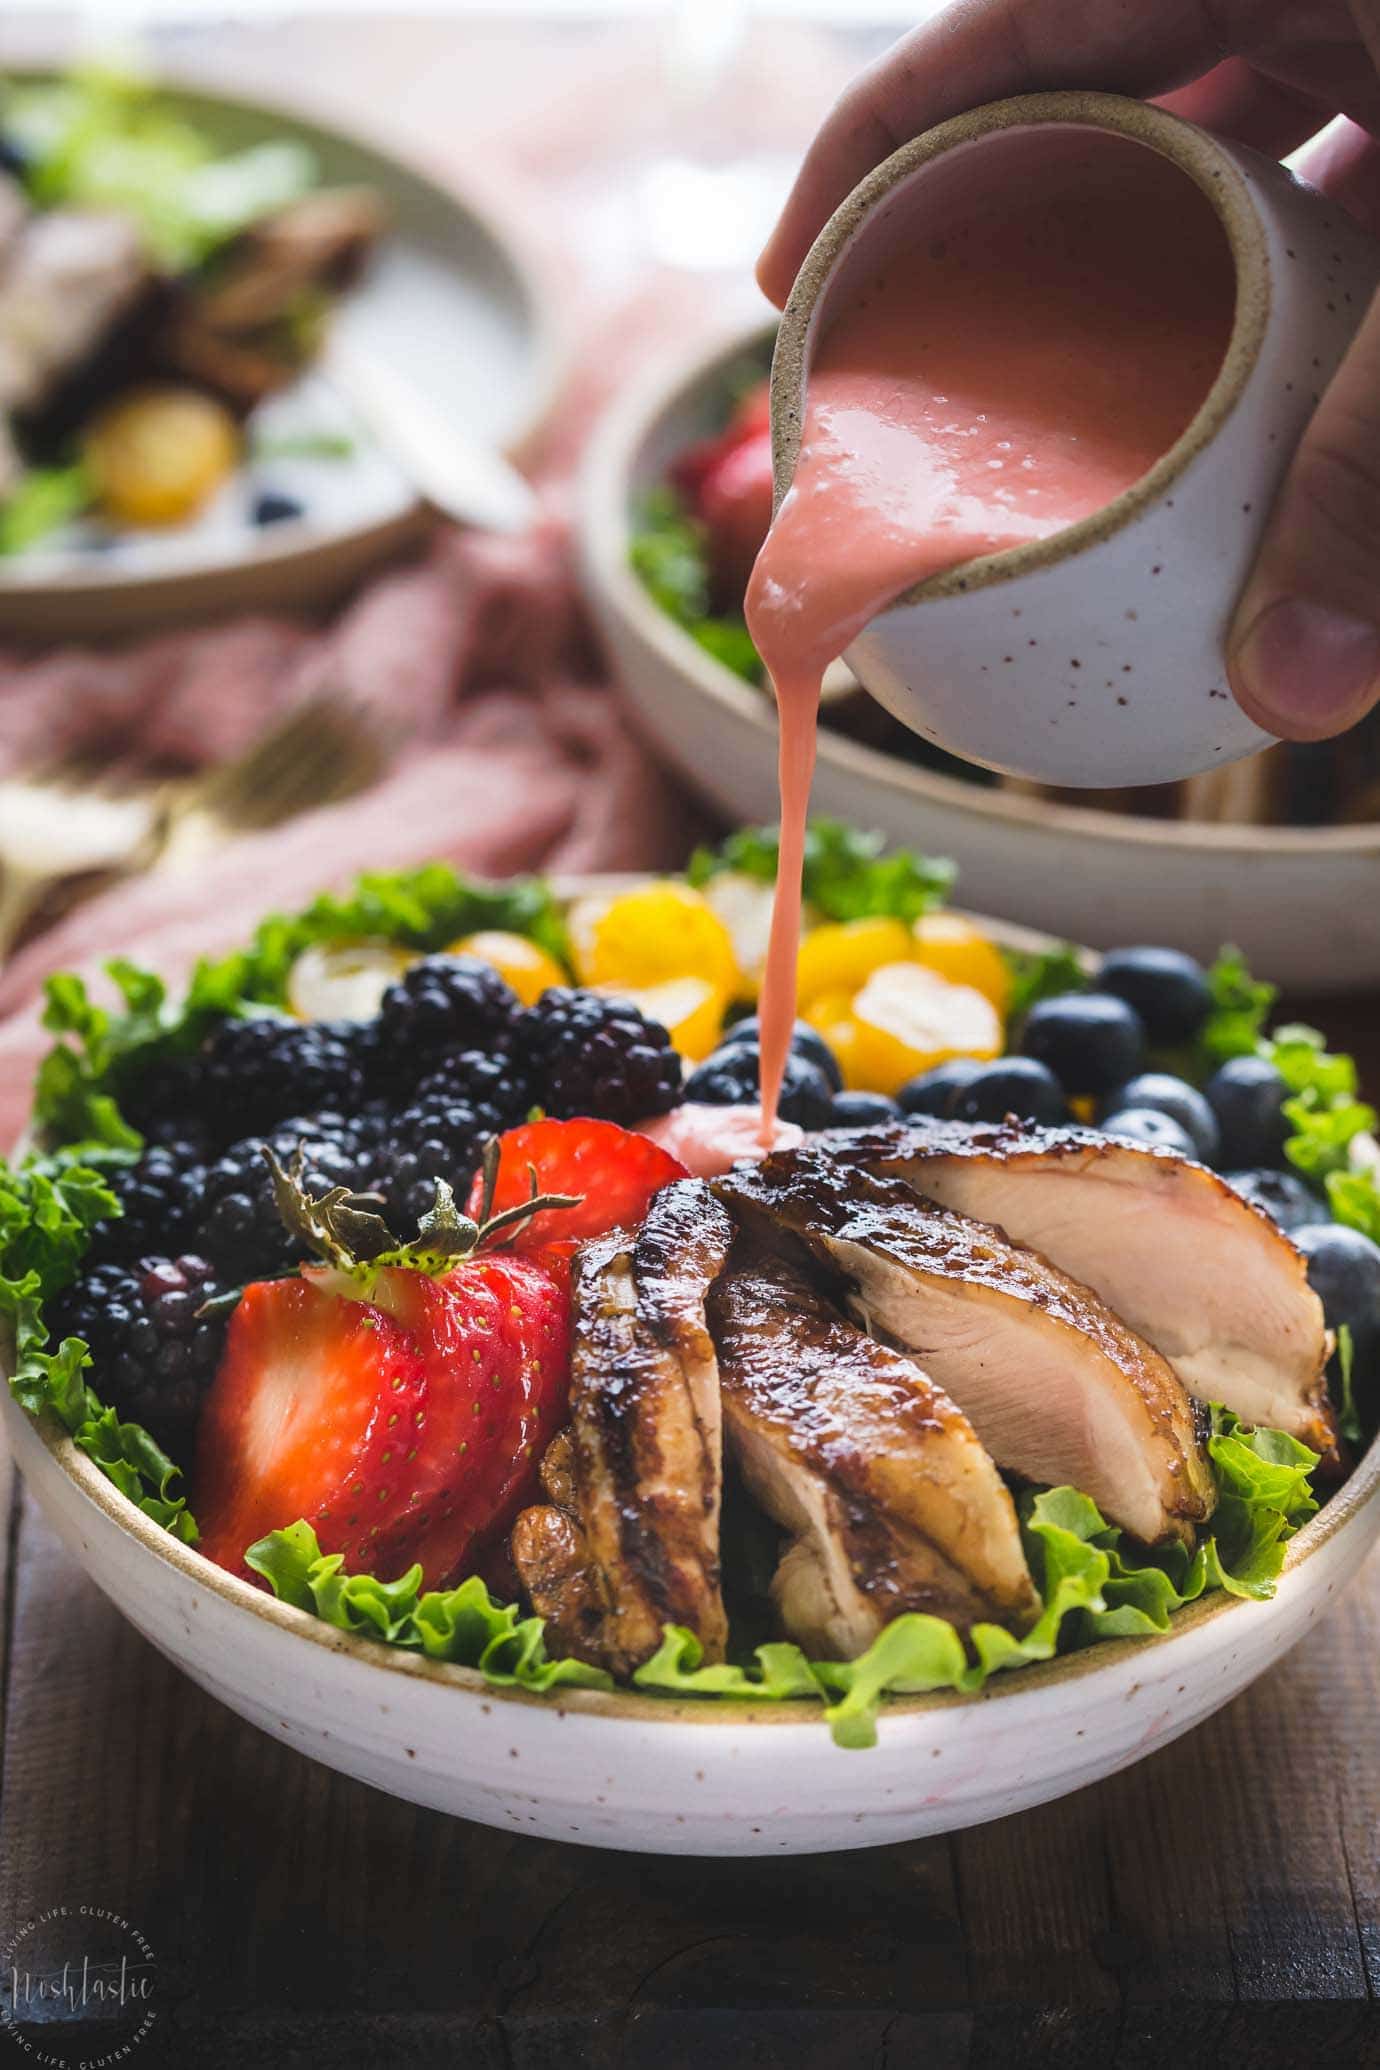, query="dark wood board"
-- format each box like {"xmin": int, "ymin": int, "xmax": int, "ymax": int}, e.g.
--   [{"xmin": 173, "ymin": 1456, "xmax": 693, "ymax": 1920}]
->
[{"xmin": 2, "ymin": 991, "xmax": 1378, "ymax": 2070}]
